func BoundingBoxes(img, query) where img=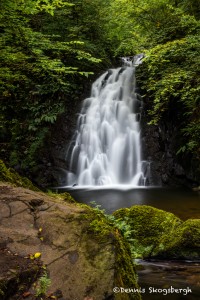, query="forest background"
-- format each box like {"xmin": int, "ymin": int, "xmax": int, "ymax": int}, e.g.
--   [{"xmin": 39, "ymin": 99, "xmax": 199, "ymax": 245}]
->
[{"xmin": 0, "ymin": 0, "xmax": 199, "ymax": 183}]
